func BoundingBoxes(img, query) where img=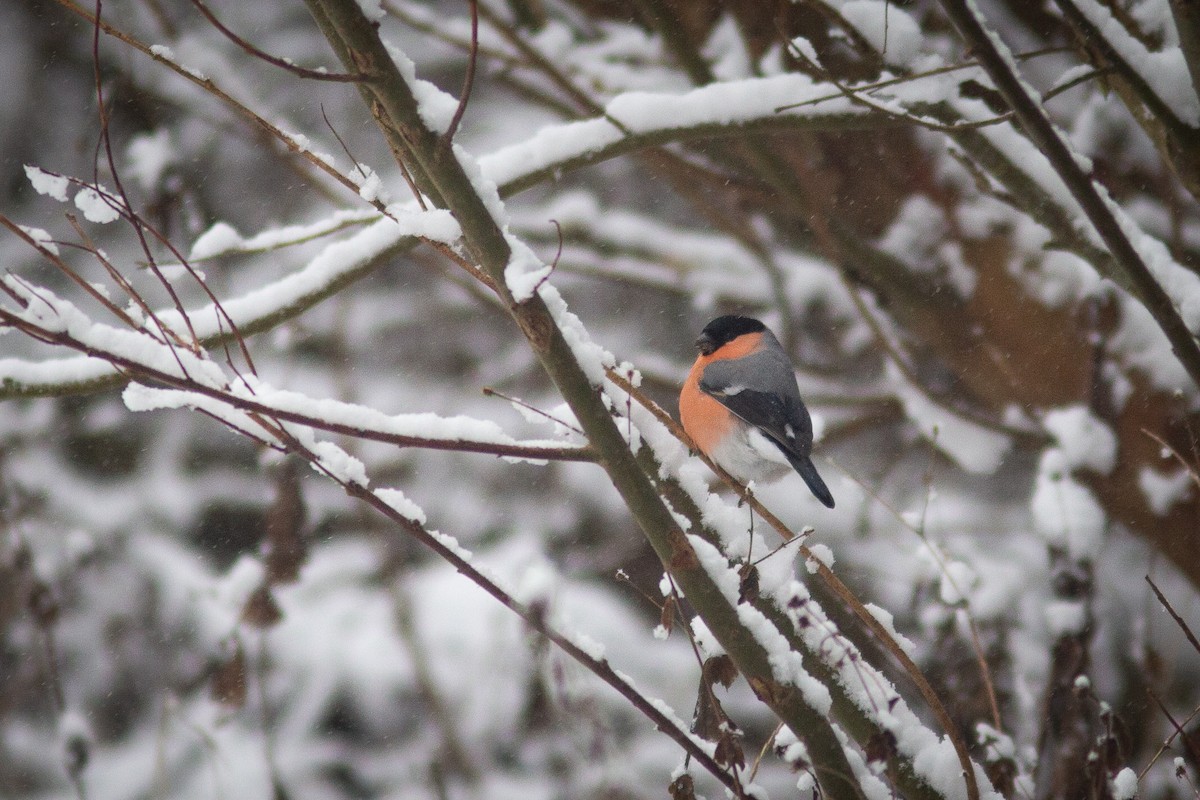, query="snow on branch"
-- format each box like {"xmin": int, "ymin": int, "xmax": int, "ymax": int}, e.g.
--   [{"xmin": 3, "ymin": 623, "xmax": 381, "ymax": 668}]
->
[
  {"xmin": 0, "ymin": 275, "xmax": 589, "ymax": 463},
  {"xmin": 1056, "ymin": 0, "xmax": 1200, "ymax": 129},
  {"xmin": 605, "ymin": 368, "xmax": 993, "ymax": 800},
  {"xmin": 936, "ymin": 0, "xmax": 1200, "ymax": 391},
  {"xmin": 3, "ymin": 73, "xmax": 874, "ymax": 400}
]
